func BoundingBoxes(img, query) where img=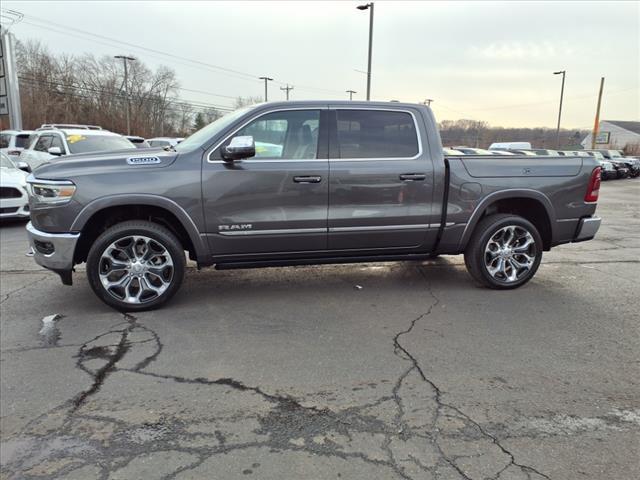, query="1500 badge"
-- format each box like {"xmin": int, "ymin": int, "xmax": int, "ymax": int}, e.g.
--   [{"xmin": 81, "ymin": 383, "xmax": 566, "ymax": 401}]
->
[{"xmin": 127, "ymin": 156, "xmax": 161, "ymax": 165}]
